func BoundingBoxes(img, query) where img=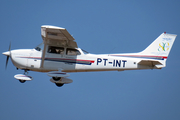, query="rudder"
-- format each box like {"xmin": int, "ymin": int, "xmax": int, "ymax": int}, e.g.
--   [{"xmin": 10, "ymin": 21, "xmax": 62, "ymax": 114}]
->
[{"xmin": 140, "ymin": 32, "xmax": 177, "ymax": 58}]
